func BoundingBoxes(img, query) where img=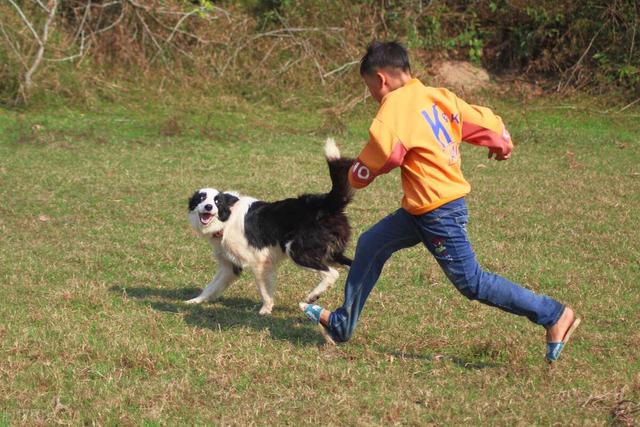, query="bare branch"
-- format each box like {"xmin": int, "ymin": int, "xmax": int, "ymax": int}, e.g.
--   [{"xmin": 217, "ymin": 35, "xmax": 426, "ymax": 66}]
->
[
  {"xmin": 130, "ymin": 5, "xmax": 172, "ymax": 71},
  {"xmin": 94, "ymin": 1, "xmax": 122, "ymax": 8},
  {"xmin": 560, "ymin": 28, "xmax": 602, "ymax": 92},
  {"xmin": 165, "ymin": 9, "xmax": 199, "ymax": 45},
  {"xmin": 22, "ymin": 0, "xmax": 59, "ymax": 93},
  {"xmin": 134, "ymin": 10, "xmax": 162, "ymax": 52},
  {"xmin": 617, "ymin": 97, "xmax": 640, "ymax": 113},
  {"xmin": 127, "ymin": 0, "xmax": 151, "ymax": 12},
  {"xmin": 45, "ymin": 32, "xmax": 90, "ymax": 63},
  {"xmin": 0, "ymin": 19, "xmax": 28, "ymax": 69},
  {"xmin": 276, "ymin": 54, "xmax": 309, "ymax": 75},
  {"xmin": 275, "ymin": 12, "xmax": 326, "ymax": 84},
  {"xmin": 323, "ymin": 60, "xmax": 358, "ymax": 78},
  {"xmin": 135, "ymin": 4, "xmax": 233, "ymax": 46},
  {"xmin": 221, "ymin": 26, "xmax": 343, "ymax": 76},
  {"xmin": 6, "ymin": 0, "xmax": 43, "ymax": 44},
  {"xmin": 256, "ymin": 38, "xmax": 282, "ymax": 69},
  {"xmin": 629, "ymin": 20, "xmax": 636, "ymax": 62},
  {"xmin": 210, "ymin": 5, "xmax": 233, "ymax": 23},
  {"xmin": 71, "ymin": 0, "xmax": 92, "ymax": 44},
  {"xmin": 93, "ymin": 4, "xmax": 126, "ymax": 35},
  {"xmin": 34, "ymin": 0, "xmax": 50, "ymax": 13},
  {"xmin": 155, "ymin": 4, "xmax": 233, "ymax": 24}
]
